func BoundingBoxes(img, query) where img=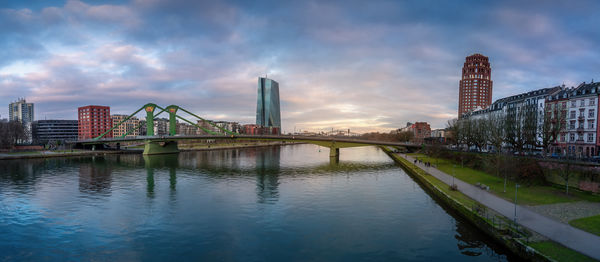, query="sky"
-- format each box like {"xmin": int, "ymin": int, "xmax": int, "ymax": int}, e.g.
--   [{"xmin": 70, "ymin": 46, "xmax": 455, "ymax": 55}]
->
[{"xmin": 1, "ymin": 0, "xmax": 600, "ymax": 133}]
